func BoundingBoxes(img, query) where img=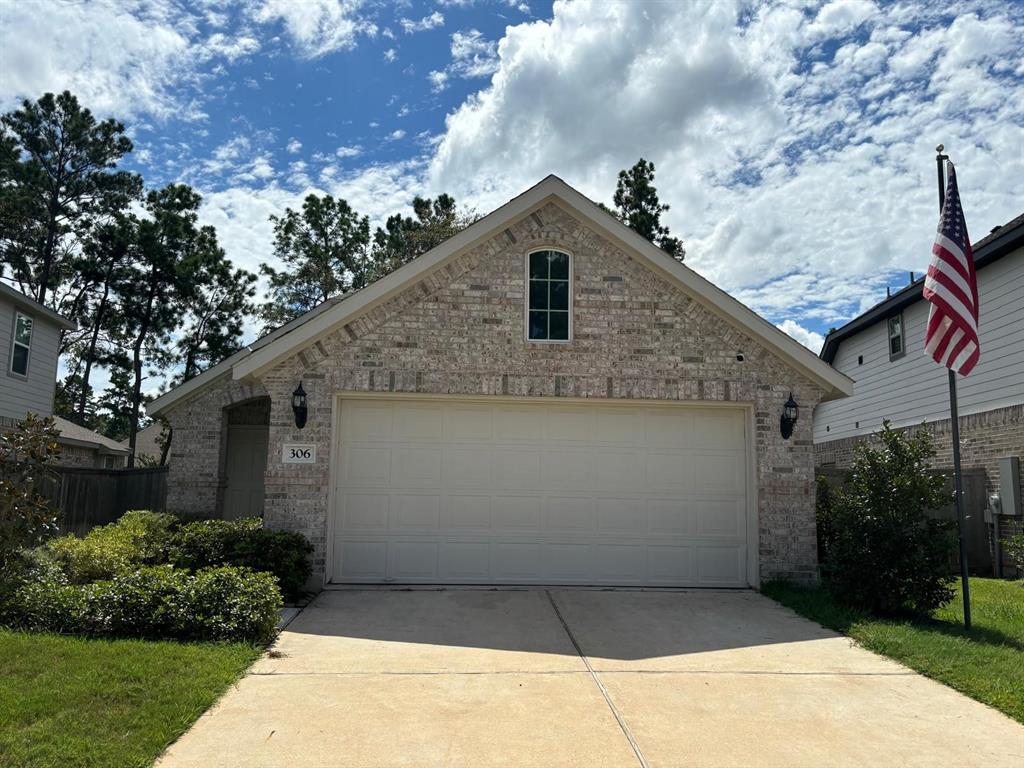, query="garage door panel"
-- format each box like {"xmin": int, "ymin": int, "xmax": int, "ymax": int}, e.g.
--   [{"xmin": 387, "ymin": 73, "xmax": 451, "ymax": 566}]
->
[
  {"xmin": 337, "ymin": 541, "xmax": 387, "ymax": 579},
  {"xmin": 648, "ymin": 499, "xmax": 695, "ymax": 535},
  {"xmin": 393, "ymin": 448, "xmax": 442, "ymax": 486},
  {"xmin": 493, "ymin": 450, "xmax": 541, "ymax": 487},
  {"xmin": 445, "ymin": 448, "xmax": 493, "ymax": 488},
  {"xmin": 438, "ymin": 542, "xmax": 490, "ymax": 579},
  {"xmin": 393, "ymin": 494, "xmax": 440, "ymax": 530},
  {"xmin": 697, "ymin": 545, "xmax": 743, "ymax": 585},
  {"xmin": 691, "ymin": 452, "xmax": 744, "ymax": 492},
  {"xmin": 648, "ymin": 546, "xmax": 693, "ymax": 583},
  {"xmin": 441, "ymin": 495, "xmax": 491, "ymax": 529},
  {"xmin": 492, "ymin": 497, "xmax": 541, "ymax": 530},
  {"xmin": 542, "ymin": 497, "xmax": 597, "ymax": 531},
  {"xmin": 389, "ymin": 542, "xmax": 438, "ymax": 579},
  {"xmin": 342, "ymin": 493, "xmax": 389, "ymax": 530},
  {"xmin": 332, "ymin": 399, "xmax": 749, "ymax": 587},
  {"xmin": 541, "ymin": 450, "xmax": 593, "ymax": 488},
  {"xmin": 645, "ymin": 453, "xmax": 695, "ymax": 490},
  {"xmin": 344, "ymin": 446, "xmax": 392, "ymax": 485},
  {"xmin": 597, "ymin": 498, "xmax": 646, "ymax": 533}
]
